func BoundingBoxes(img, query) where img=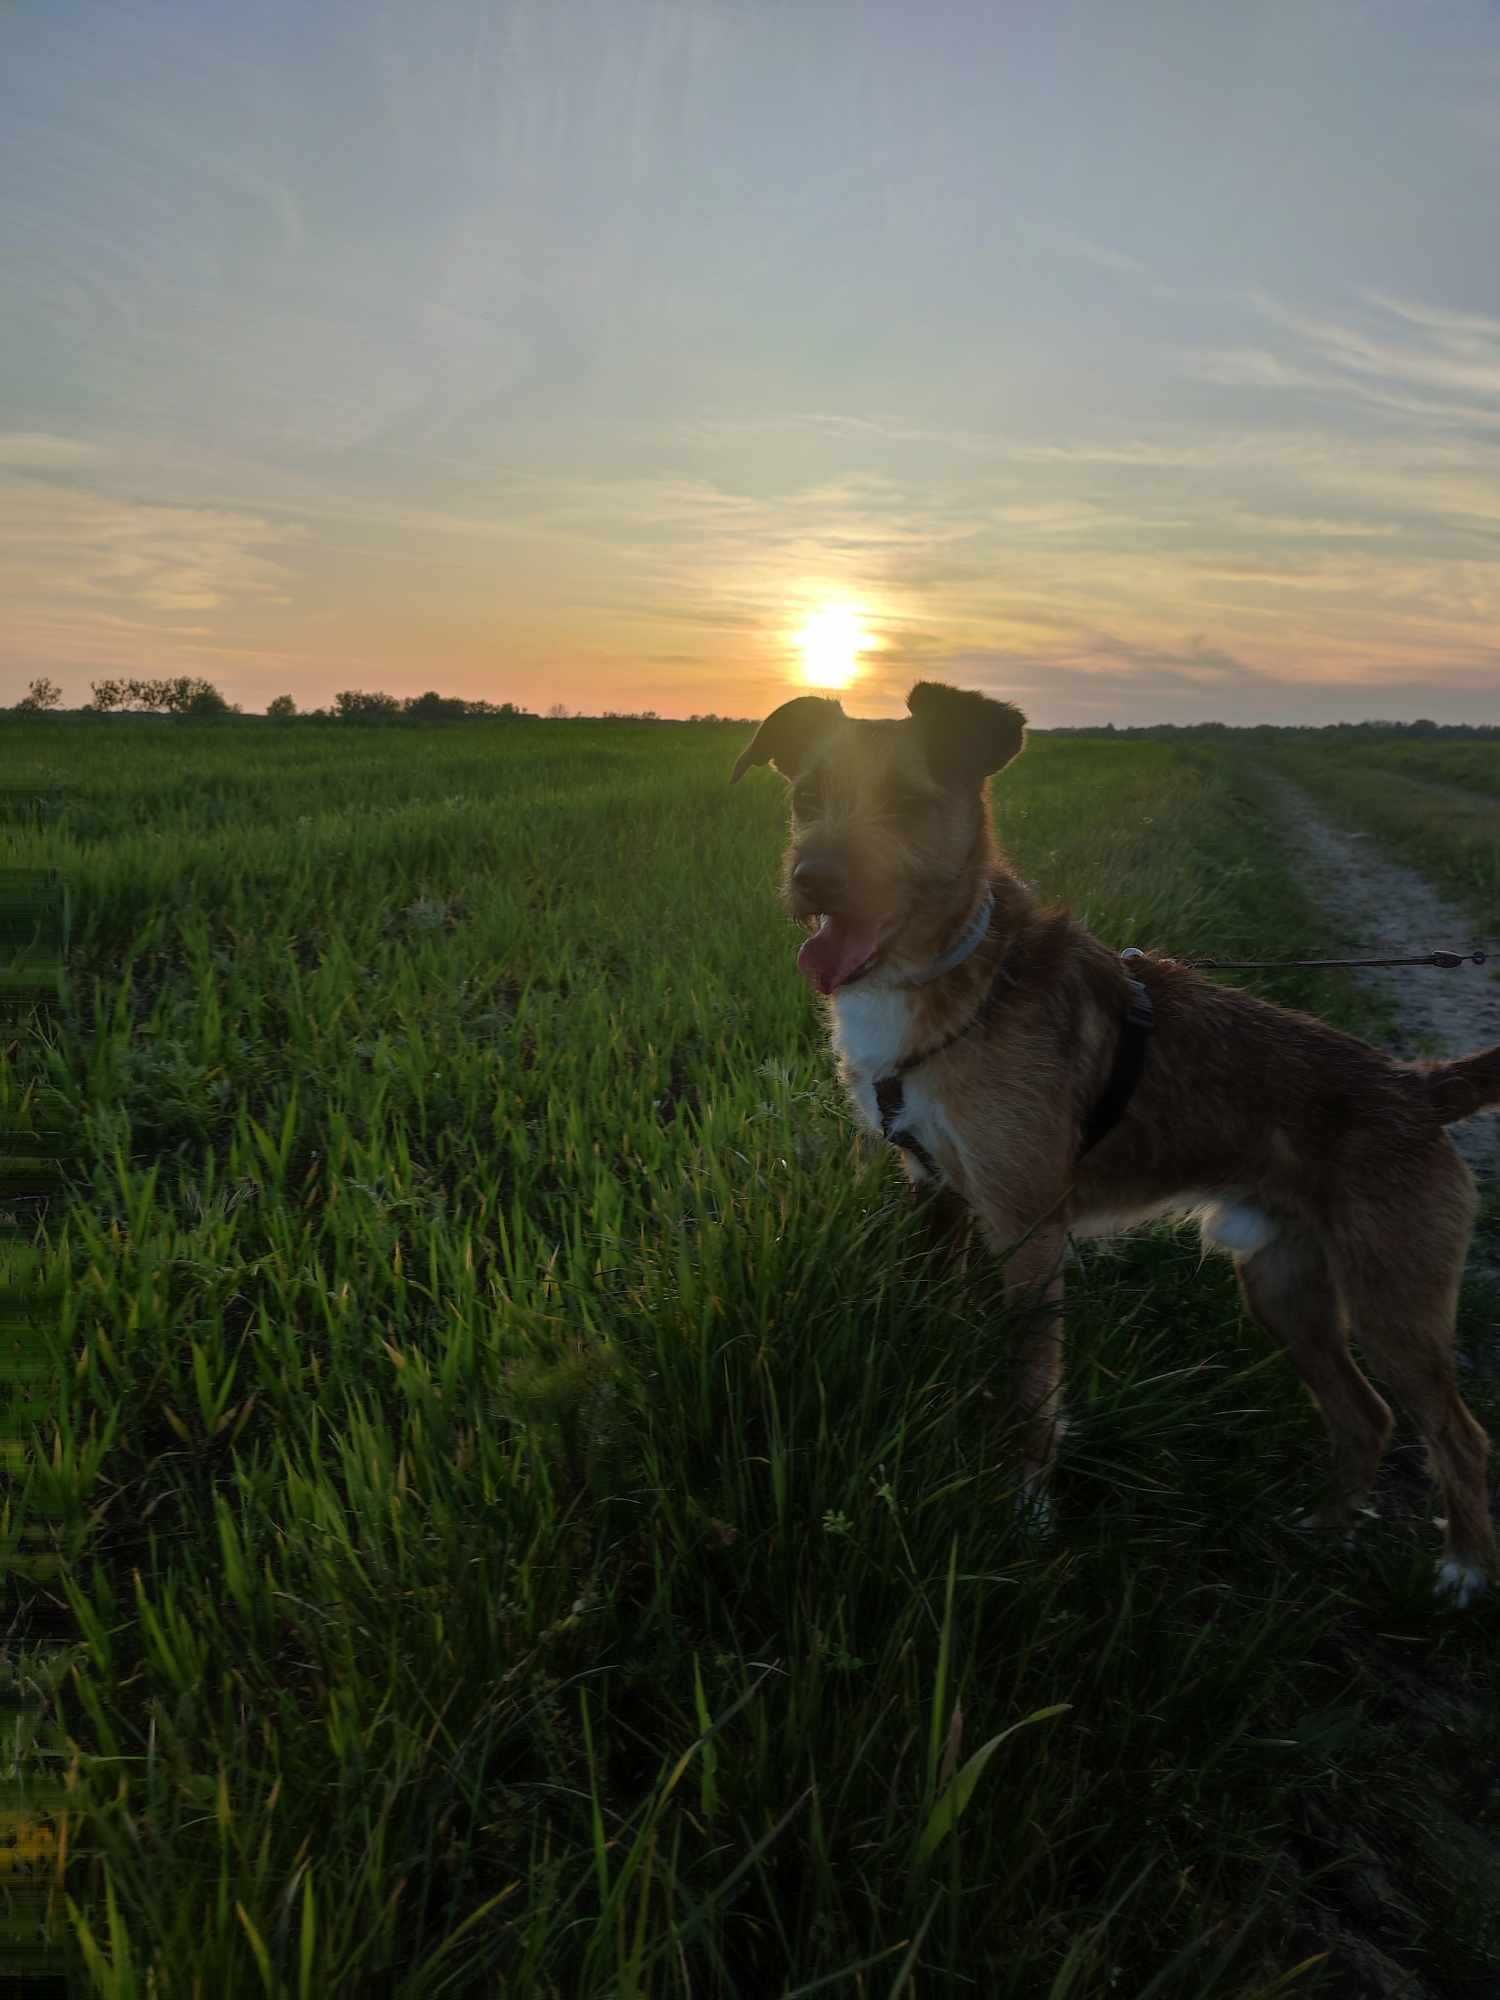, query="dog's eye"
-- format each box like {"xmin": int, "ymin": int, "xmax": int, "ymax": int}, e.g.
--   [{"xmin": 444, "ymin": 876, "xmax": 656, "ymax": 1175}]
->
[{"xmin": 791, "ymin": 775, "xmax": 824, "ymax": 816}]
